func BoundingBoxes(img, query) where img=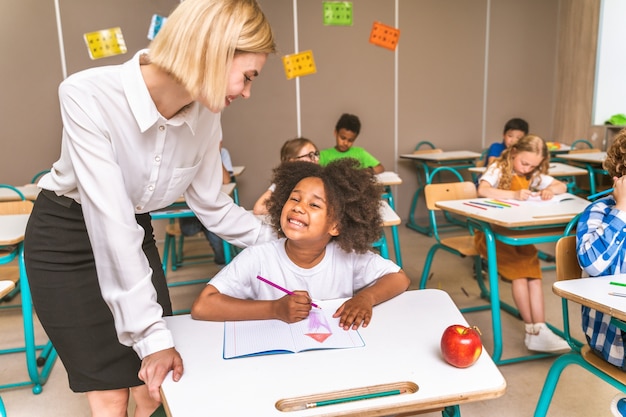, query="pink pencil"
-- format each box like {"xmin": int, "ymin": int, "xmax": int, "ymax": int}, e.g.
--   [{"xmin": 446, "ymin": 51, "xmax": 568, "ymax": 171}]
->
[
  {"xmin": 257, "ymin": 275, "xmax": 320, "ymax": 309},
  {"xmin": 495, "ymin": 198, "xmax": 519, "ymax": 206}
]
